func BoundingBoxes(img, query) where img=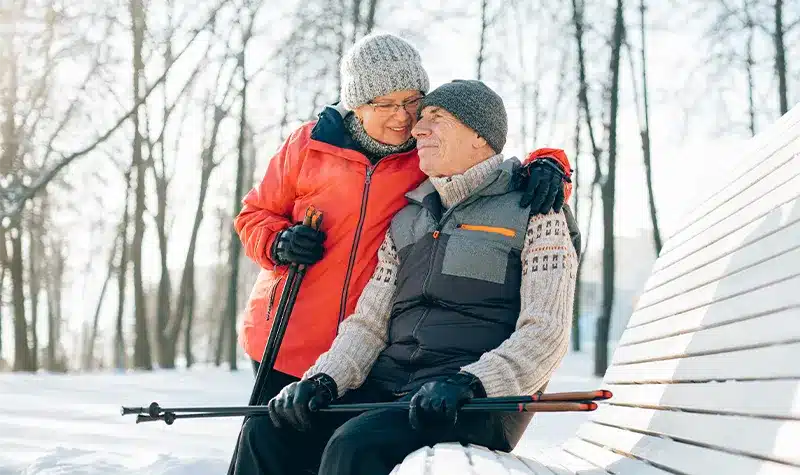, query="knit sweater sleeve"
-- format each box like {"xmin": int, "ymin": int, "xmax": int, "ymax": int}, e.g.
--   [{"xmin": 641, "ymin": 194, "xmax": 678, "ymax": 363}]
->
[
  {"xmin": 461, "ymin": 211, "xmax": 577, "ymax": 397},
  {"xmin": 303, "ymin": 230, "xmax": 399, "ymax": 396}
]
